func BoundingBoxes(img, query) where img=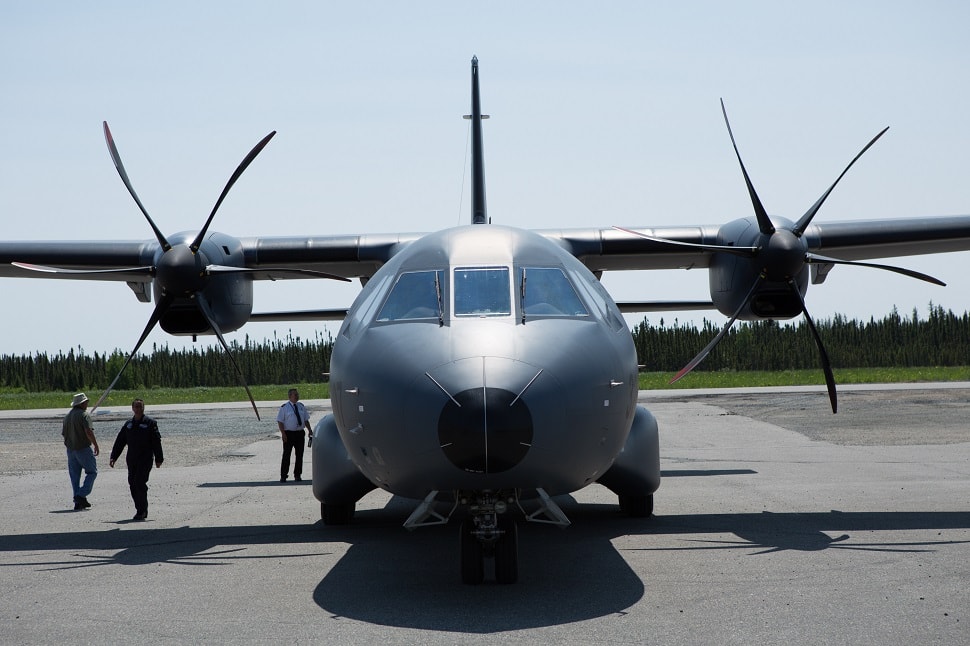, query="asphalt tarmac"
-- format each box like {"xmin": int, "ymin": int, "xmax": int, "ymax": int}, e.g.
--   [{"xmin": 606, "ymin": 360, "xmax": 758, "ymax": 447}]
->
[{"xmin": 1, "ymin": 385, "xmax": 968, "ymax": 644}]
